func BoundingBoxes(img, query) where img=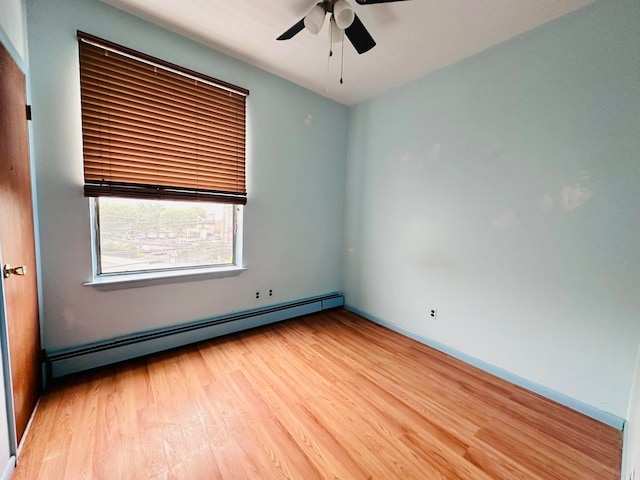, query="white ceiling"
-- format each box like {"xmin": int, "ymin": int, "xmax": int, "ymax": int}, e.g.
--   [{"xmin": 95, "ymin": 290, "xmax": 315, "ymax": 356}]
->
[{"xmin": 99, "ymin": 0, "xmax": 594, "ymax": 106}]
